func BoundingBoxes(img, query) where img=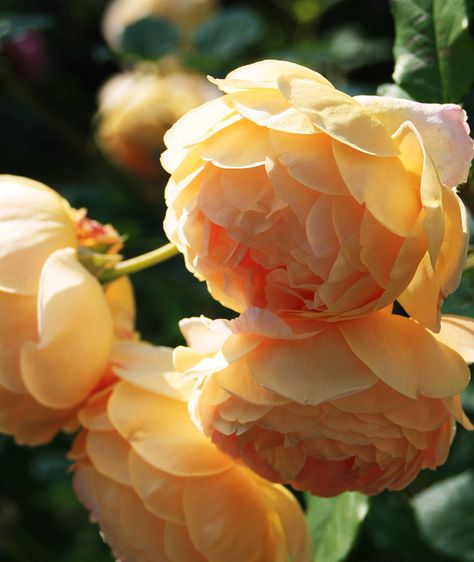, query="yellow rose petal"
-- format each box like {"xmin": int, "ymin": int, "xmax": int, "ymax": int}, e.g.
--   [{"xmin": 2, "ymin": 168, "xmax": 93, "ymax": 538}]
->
[
  {"xmin": 109, "ymin": 382, "xmax": 233, "ymax": 476},
  {"xmin": 340, "ymin": 312, "xmax": 470, "ymax": 399},
  {"xmin": 0, "ymin": 292, "xmax": 37, "ymax": 393},
  {"xmin": 247, "ymin": 326, "xmax": 378, "ymax": 405},
  {"xmin": 86, "ymin": 429, "xmax": 131, "ymax": 485},
  {"xmin": 0, "ymin": 175, "xmax": 77, "ymax": 295},
  {"xmin": 355, "ymin": 96, "xmax": 474, "ymax": 187},
  {"xmin": 399, "ymin": 187, "xmax": 468, "ymax": 331},
  {"xmin": 183, "ymin": 466, "xmax": 270, "ymax": 562},
  {"xmin": 20, "ymin": 248, "xmax": 114, "ymax": 409},
  {"xmin": 433, "ymin": 315, "xmax": 474, "ymax": 364},
  {"xmin": 111, "ymin": 341, "xmax": 194, "ymax": 399},
  {"xmin": 128, "ymin": 448, "xmax": 186, "ymax": 525},
  {"xmin": 278, "ymin": 77, "xmax": 398, "ymax": 156}
]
